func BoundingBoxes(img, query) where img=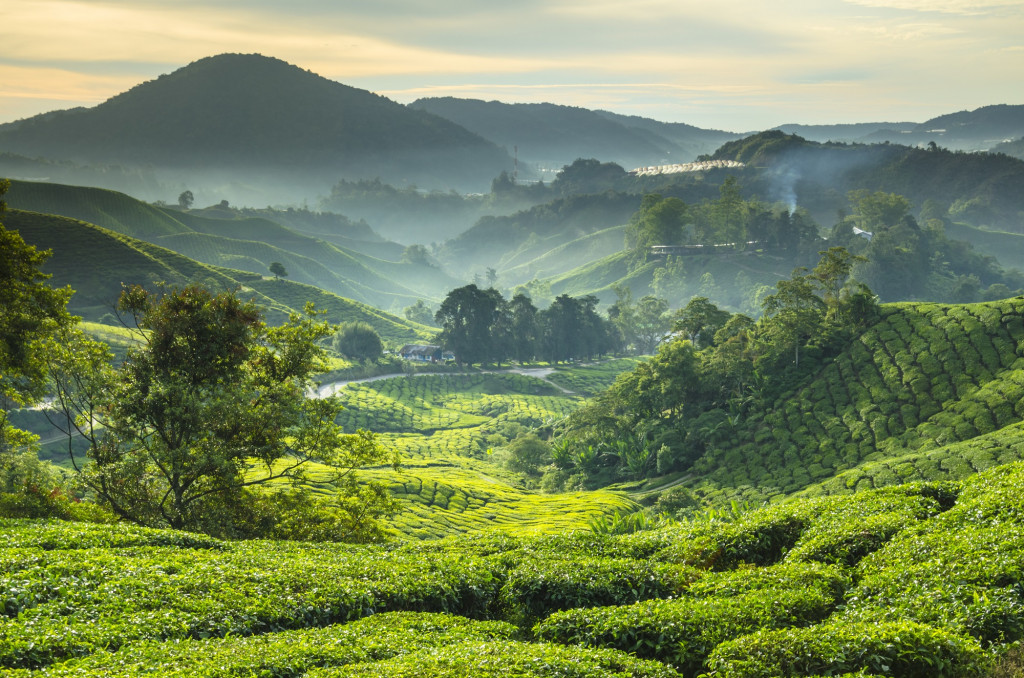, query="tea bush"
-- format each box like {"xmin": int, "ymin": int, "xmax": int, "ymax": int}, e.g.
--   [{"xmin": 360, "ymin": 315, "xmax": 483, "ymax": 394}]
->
[{"xmin": 702, "ymin": 620, "xmax": 986, "ymax": 678}]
